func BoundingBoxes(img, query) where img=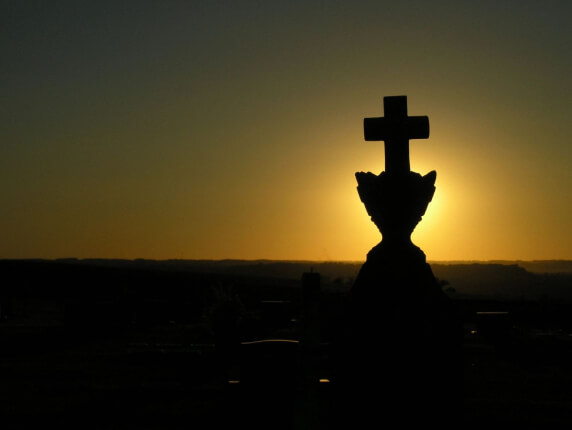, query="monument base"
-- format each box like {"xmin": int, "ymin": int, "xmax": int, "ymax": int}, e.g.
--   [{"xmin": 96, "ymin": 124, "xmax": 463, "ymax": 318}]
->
[{"xmin": 330, "ymin": 244, "xmax": 463, "ymax": 426}]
